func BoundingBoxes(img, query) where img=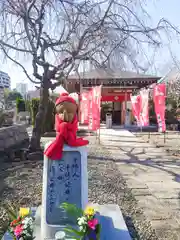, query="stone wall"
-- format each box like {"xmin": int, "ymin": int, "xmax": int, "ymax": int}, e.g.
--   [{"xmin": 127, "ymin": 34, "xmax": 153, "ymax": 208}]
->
[
  {"xmin": 0, "ymin": 110, "xmax": 14, "ymax": 127},
  {"xmin": 0, "ymin": 124, "xmax": 29, "ymax": 152}
]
